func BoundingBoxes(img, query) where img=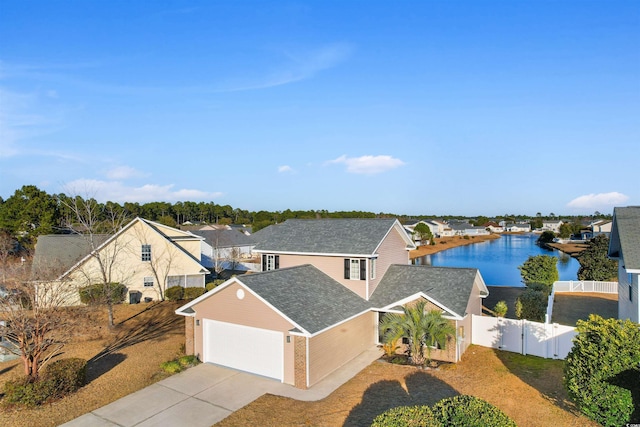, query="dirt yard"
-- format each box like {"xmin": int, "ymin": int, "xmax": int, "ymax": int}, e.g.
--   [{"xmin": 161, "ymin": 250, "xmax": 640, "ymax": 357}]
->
[
  {"xmin": 0, "ymin": 301, "xmax": 185, "ymax": 427},
  {"xmin": 410, "ymin": 234, "xmax": 501, "ymax": 258},
  {"xmin": 216, "ymin": 345, "xmax": 598, "ymax": 427}
]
